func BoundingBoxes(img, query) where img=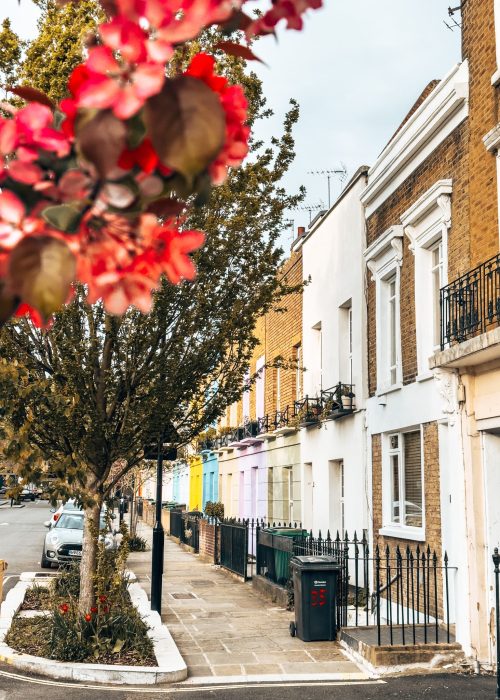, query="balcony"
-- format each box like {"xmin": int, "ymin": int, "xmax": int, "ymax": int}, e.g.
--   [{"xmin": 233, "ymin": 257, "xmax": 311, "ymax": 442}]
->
[
  {"xmin": 321, "ymin": 383, "xmax": 356, "ymax": 421},
  {"xmin": 257, "ymin": 415, "xmax": 276, "ymax": 439},
  {"xmin": 272, "ymin": 406, "xmax": 297, "ymax": 435},
  {"xmin": 294, "ymin": 396, "xmax": 322, "ymax": 428},
  {"xmin": 440, "ymin": 253, "xmax": 500, "ymax": 349},
  {"xmin": 240, "ymin": 420, "xmax": 263, "ymax": 446},
  {"xmin": 228, "ymin": 426, "xmax": 246, "ymax": 448}
]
